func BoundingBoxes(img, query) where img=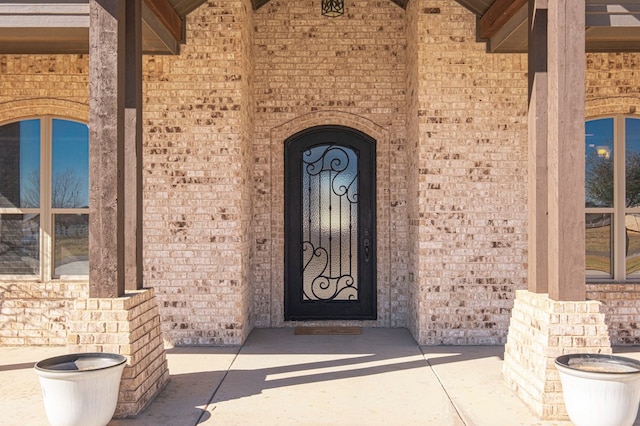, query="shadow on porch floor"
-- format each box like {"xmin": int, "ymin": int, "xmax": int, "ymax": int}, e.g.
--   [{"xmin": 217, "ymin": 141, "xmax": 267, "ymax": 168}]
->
[{"xmin": 1, "ymin": 328, "xmax": 639, "ymax": 425}]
